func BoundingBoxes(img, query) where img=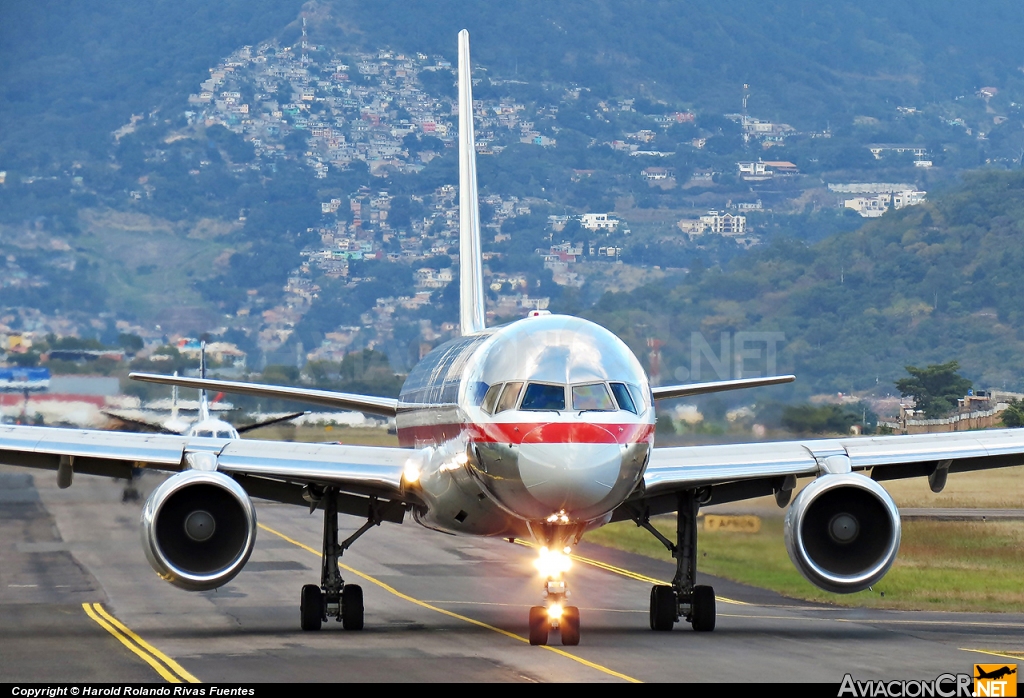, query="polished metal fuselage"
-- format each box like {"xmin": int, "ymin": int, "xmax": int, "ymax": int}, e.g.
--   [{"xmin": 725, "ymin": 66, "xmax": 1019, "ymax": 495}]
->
[{"xmin": 396, "ymin": 314, "xmax": 655, "ymax": 545}]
